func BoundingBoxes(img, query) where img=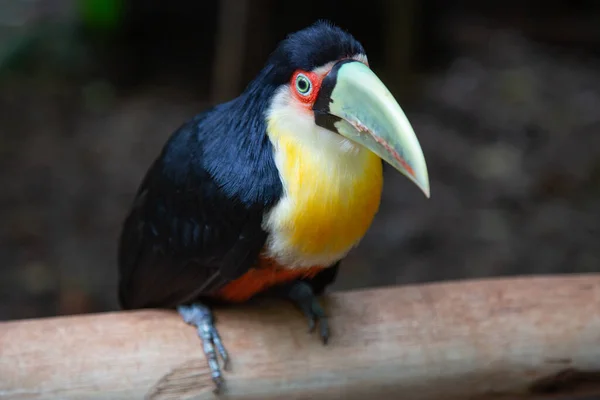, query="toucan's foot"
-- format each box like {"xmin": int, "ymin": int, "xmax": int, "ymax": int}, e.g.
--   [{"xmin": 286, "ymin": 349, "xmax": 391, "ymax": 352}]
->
[
  {"xmin": 284, "ymin": 281, "xmax": 329, "ymax": 344},
  {"xmin": 177, "ymin": 303, "xmax": 229, "ymax": 392}
]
